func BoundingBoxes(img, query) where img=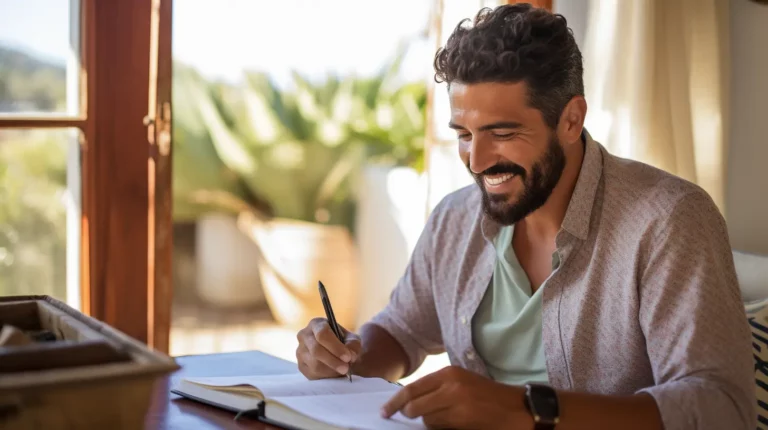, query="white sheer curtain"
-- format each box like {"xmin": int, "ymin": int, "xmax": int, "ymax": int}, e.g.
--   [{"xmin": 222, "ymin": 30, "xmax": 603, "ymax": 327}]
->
[{"xmin": 582, "ymin": 0, "xmax": 730, "ymax": 211}]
